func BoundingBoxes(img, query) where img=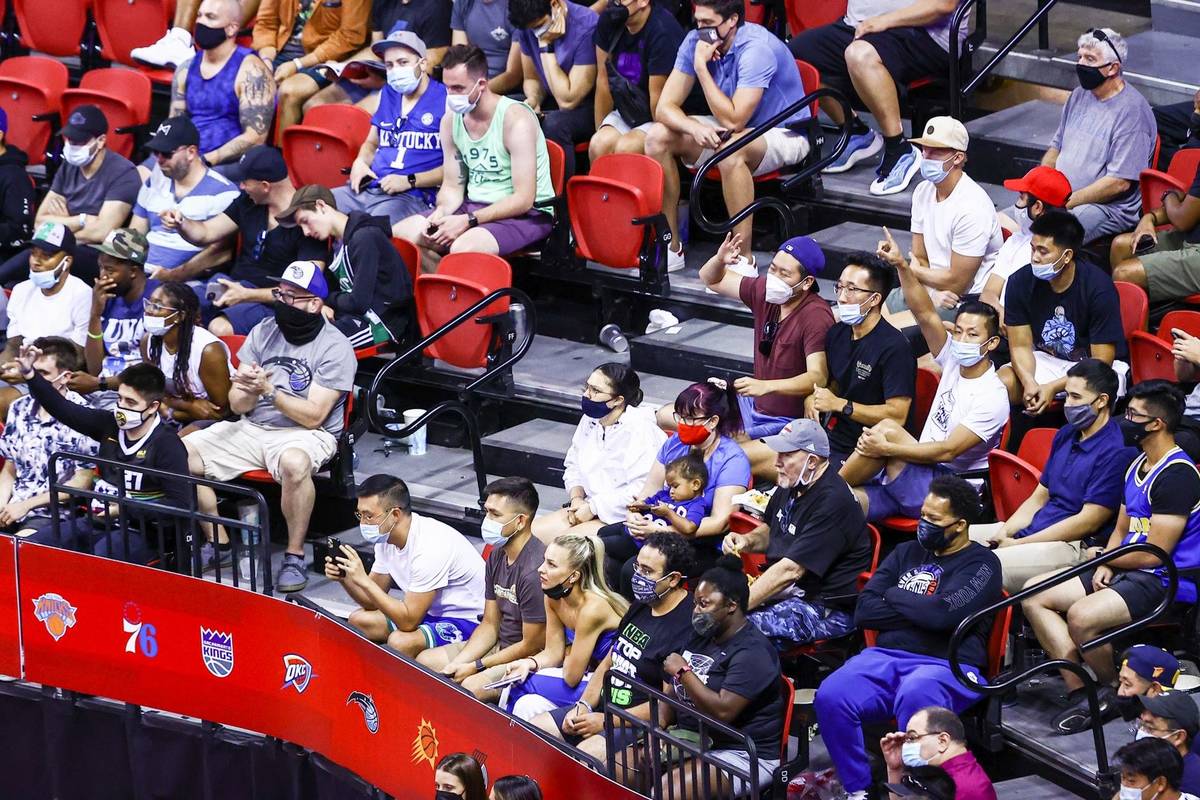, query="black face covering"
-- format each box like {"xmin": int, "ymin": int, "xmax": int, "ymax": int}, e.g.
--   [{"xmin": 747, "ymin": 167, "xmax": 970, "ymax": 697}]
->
[
  {"xmin": 1076, "ymin": 63, "xmax": 1107, "ymax": 91},
  {"xmin": 273, "ymin": 300, "xmax": 324, "ymax": 345},
  {"xmin": 601, "ymin": 1, "xmax": 630, "ymax": 27},
  {"xmin": 194, "ymin": 22, "xmax": 230, "ymax": 50}
]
